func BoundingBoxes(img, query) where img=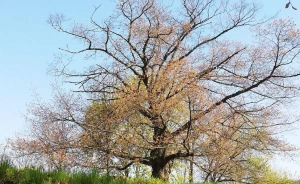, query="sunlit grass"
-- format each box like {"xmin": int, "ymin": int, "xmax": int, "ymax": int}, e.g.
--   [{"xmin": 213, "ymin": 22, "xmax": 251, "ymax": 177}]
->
[
  {"xmin": 0, "ymin": 157, "xmax": 173, "ymax": 184},
  {"xmin": 2, "ymin": 156, "xmax": 300, "ymax": 184}
]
